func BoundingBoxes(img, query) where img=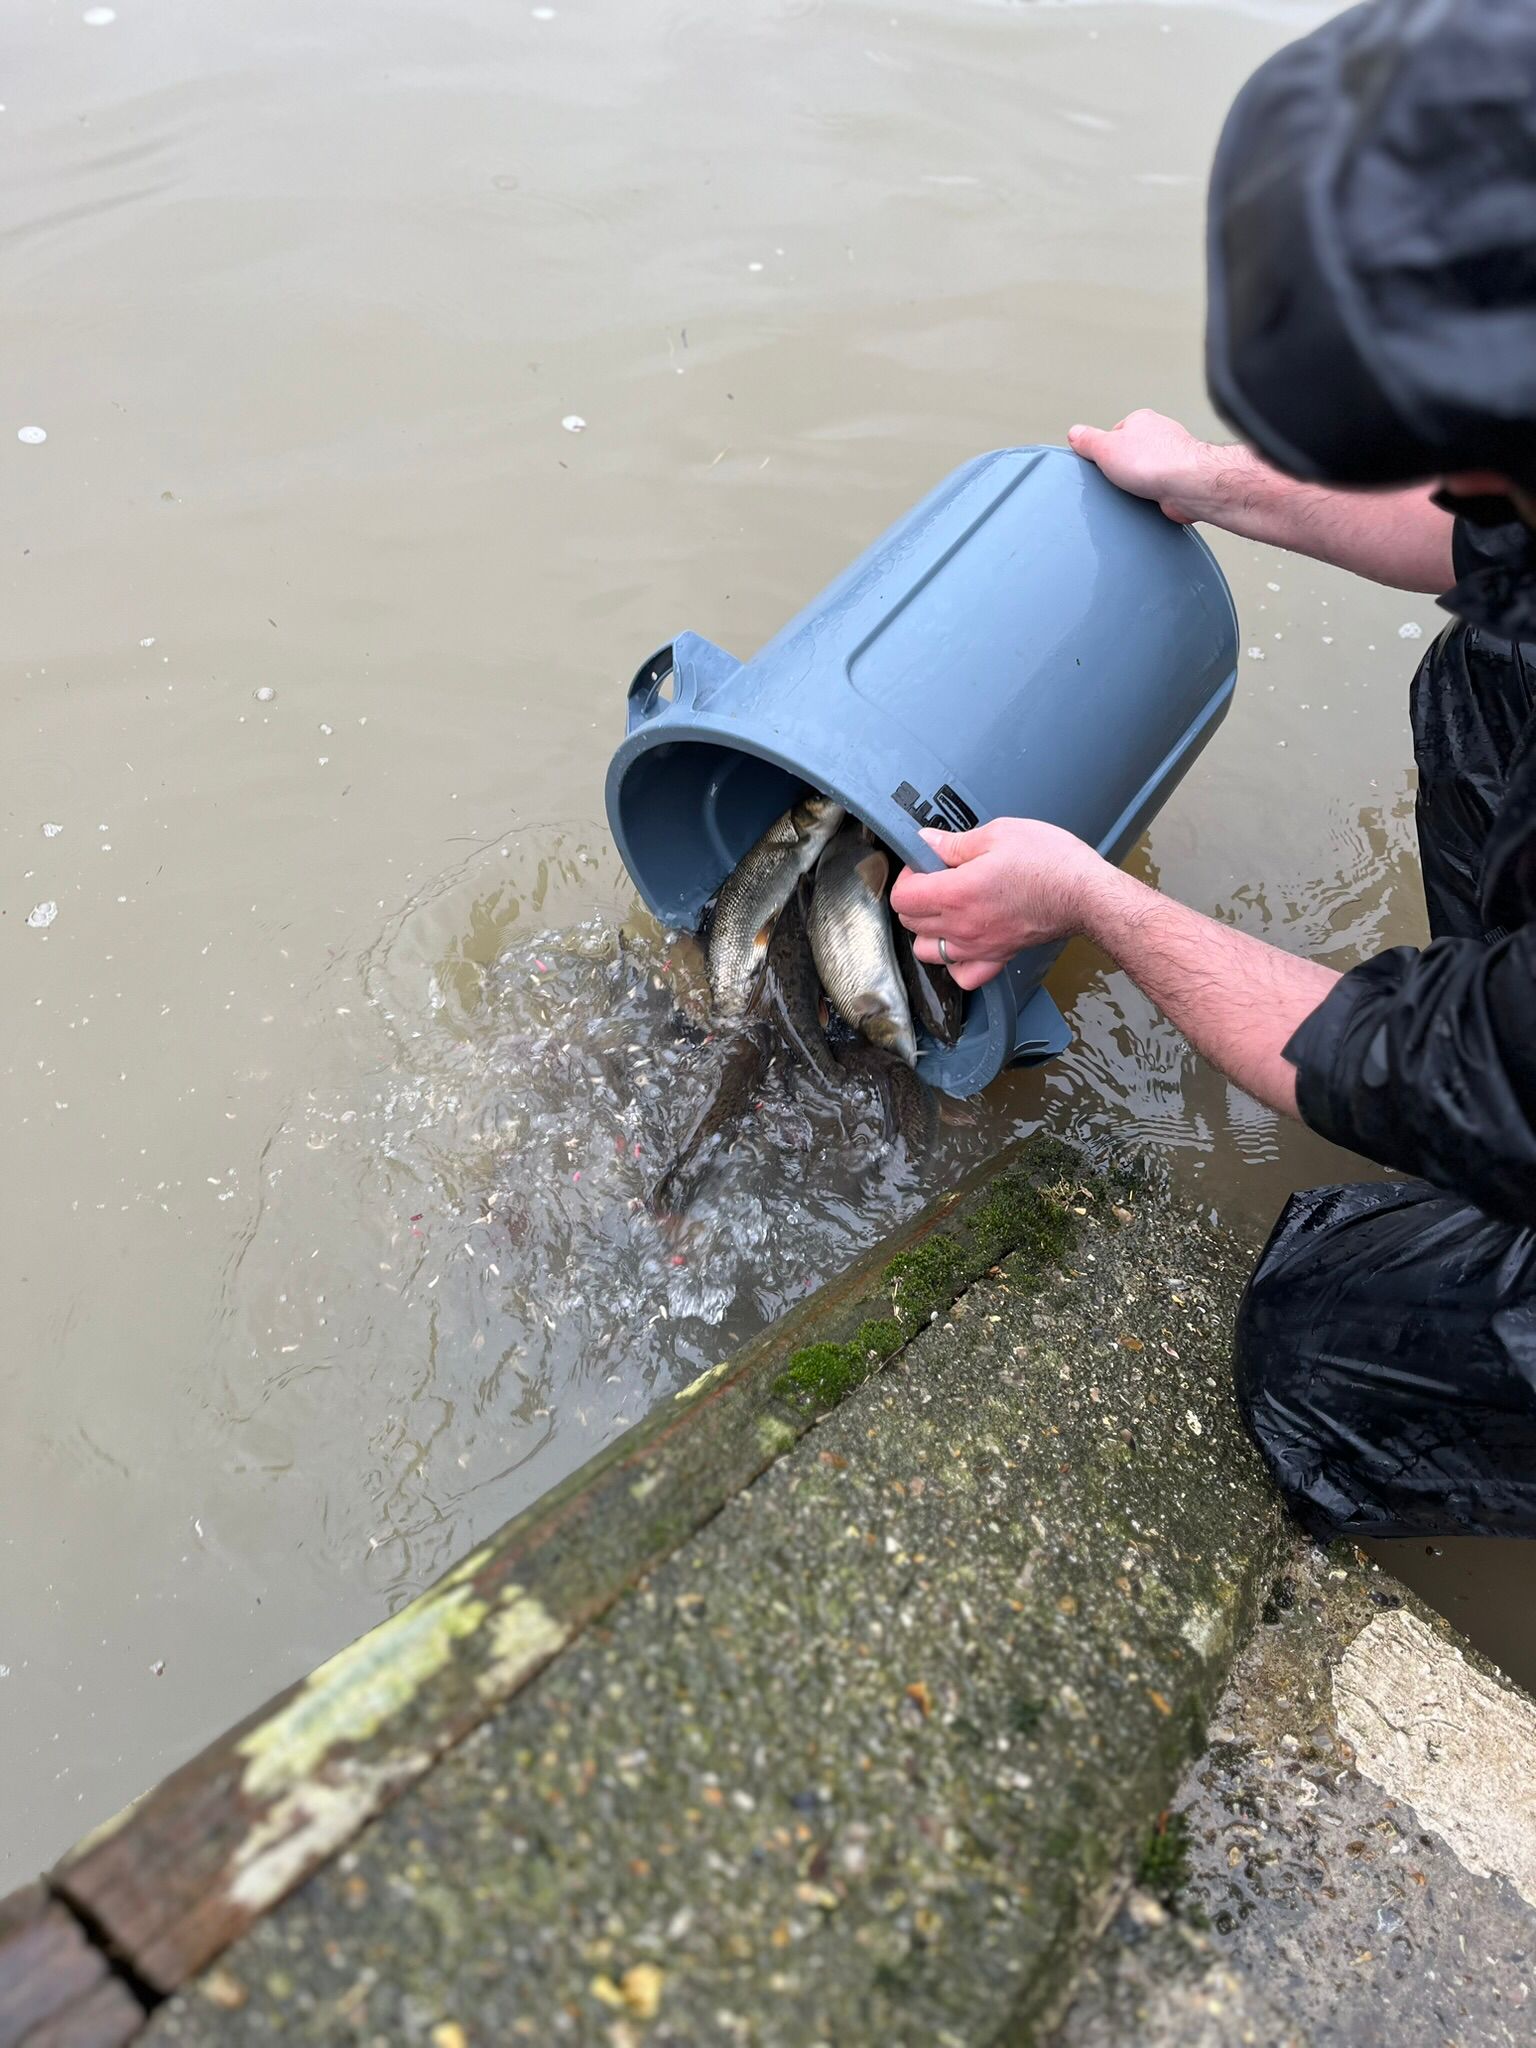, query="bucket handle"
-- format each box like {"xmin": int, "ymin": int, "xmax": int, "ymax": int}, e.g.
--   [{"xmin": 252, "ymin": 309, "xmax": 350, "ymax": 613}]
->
[{"xmin": 626, "ymin": 644, "xmax": 683, "ymax": 734}]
